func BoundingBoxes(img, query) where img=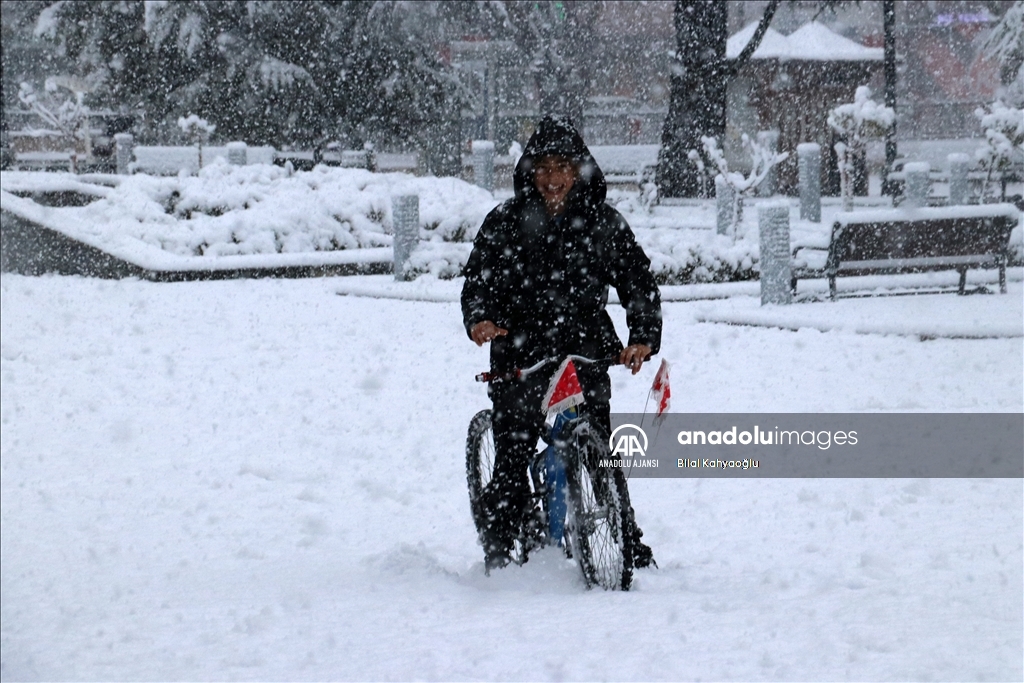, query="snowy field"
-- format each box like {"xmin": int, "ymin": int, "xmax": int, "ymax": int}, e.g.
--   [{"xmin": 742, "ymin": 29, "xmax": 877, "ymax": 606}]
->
[{"xmin": 1, "ymin": 273, "xmax": 1022, "ymax": 681}]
